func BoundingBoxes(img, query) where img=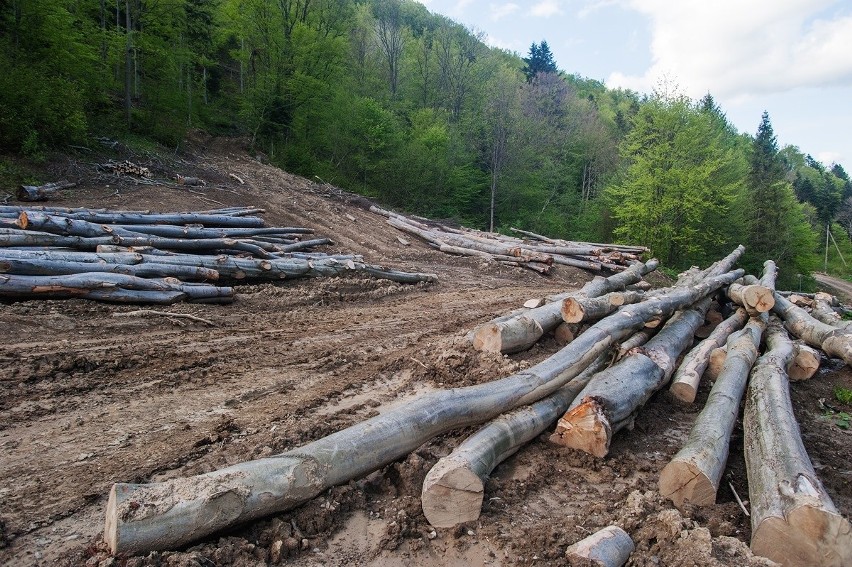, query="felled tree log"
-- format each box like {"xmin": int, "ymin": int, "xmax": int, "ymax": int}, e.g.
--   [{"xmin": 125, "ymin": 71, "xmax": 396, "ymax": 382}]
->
[
  {"xmin": 104, "ymin": 268, "xmax": 742, "ymax": 555},
  {"xmin": 789, "ymin": 344, "xmax": 820, "ymax": 381},
  {"xmin": 16, "ymin": 180, "xmax": 77, "ymax": 202},
  {"xmin": 0, "ymin": 257, "xmax": 218, "ymax": 281},
  {"xmin": 809, "ymin": 296, "xmax": 852, "ymax": 332},
  {"xmin": 565, "ymin": 525, "xmax": 635, "ymax": 567},
  {"xmin": 0, "ymin": 273, "xmax": 232, "ymax": 304},
  {"xmin": 472, "ymin": 259, "xmax": 659, "ymax": 353},
  {"xmin": 669, "ymin": 308, "xmax": 749, "ymax": 403},
  {"xmin": 550, "ymin": 297, "xmax": 714, "ymax": 458},
  {"xmin": 772, "ymin": 291, "xmax": 852, "ymax": 366},
  {"xmin": 56, "ymin": 211, "xmax": 265, "ymax": 228},
  {"xmin": 706, "ymin": 346, "xmax": 727, "ymax": 381},
  {"xmin": 421, "ymin": 352, "xmax": 610, "ymax": 528},
  {"xmin": 561, "ymin": 290, "xmax": 644, "ymax": 323},
  {"xmin": 727, "ymin": 282, "xmax": 775, "ymax": 315},
  {"xmin": 615, "ymin": 328, "xmax": 655, "ymax": 361},
  {"xmin": 745, "ymin": 318, "xmax": 852, "ymax": 566},
  {"xmin": 658, "ymin": 262, "xmax": 777, "ymax": 508}
]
